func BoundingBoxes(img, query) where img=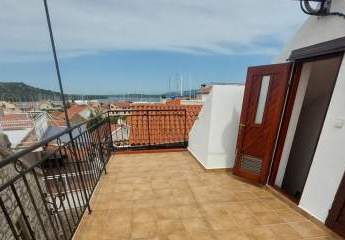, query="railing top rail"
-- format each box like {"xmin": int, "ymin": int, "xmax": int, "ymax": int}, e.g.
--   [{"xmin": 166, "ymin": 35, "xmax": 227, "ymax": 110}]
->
[
  {"xmin": 109, "ymin": 109, "xmax": 187, "ymax": 112},
  {"xmin": 0, "ymin": 108, "xmax": 193, "ymax": 168}
]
